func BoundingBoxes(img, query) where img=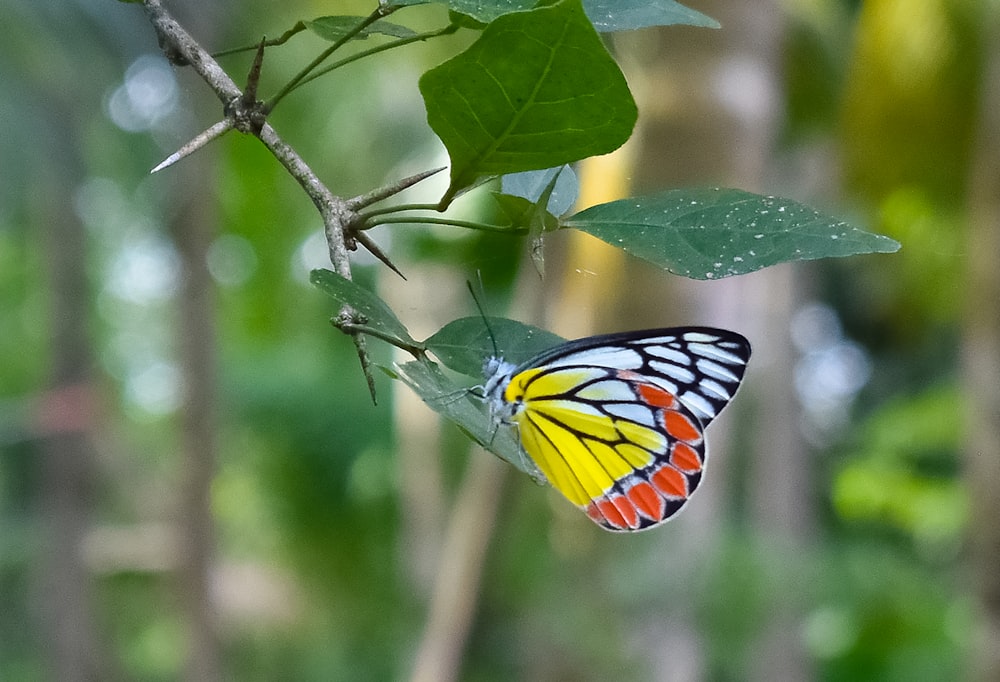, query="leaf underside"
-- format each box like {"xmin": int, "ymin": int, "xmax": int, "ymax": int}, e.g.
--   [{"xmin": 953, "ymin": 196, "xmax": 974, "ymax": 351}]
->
[
  {"xmin": 446, "ymin": 0, "xmax": 719, "ymax": 31},
  {"xmin": 310, "ymin": 269, "xmax": 418, "ymax": 347}
]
